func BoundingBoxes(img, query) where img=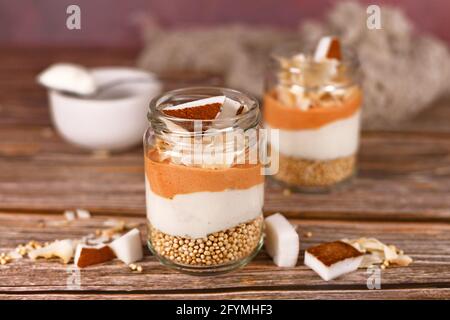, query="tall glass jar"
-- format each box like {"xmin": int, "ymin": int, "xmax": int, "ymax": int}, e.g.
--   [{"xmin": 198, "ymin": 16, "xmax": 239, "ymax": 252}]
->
[
  {"xmin": 144, "ymin": 87, "xmax": 265, "ymax": 274},
  {"xmin": 263, "ymin": 41, "xmax": 362, "ymax": 192}
]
